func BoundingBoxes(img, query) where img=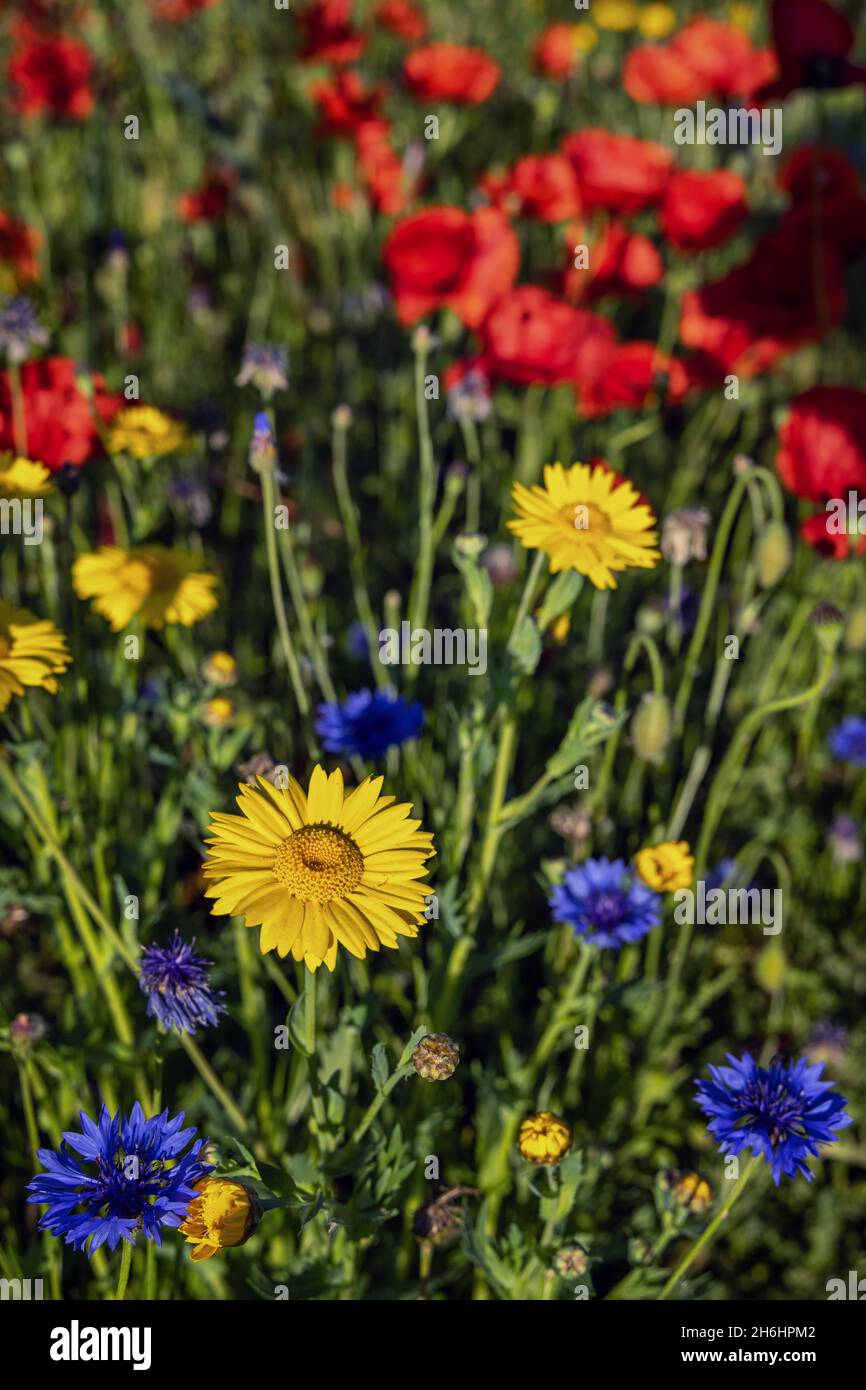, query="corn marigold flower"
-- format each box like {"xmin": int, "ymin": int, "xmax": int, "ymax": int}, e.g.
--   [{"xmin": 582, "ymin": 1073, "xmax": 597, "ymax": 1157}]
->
[
  {"xmin": 315, "ymin": 689, "xmax": 423, "ymax": 760},
  {"xmin": 634, "ymin": 840, "xmax": 694, "ymax": 892},
  {"xmin": 638, "ymin": 3, "xmax": 676, "ymax": 38},
  {"xmin": 594, "ymin": 0, "xmax": 638, "ymax": 32},
  {"xmin": 202, "ymin": 765, "xmax": 435, "ymax": 972},
  {"xmin": 72, "ymin": 545, "xmax": 219, "ymax": 631},
  {"xmin": 27, "ymin": 1104, "xmax": 212, "ymax": 1251},
  {"xmin": 695, "ymin": 1053, "xmax": 852, "ymax": 1183},
  {"xmin": 106, "ymin": 405, "xmax": 193, "ymax": 459},
  {"xmin": 0, "ymin": 599, "xmax": 70, "ymax": 712},
  {"xmin": 672, "ymin": 1171, "xmax": 713, "ymax": 1214},
  {"xmin": 550, "ymin": 855, "xmax": 661, "ymax": 949},
  {"xmin": 139, "ymin": 932, "xmax": 226, "ymax": 1035},
  {"xmin": 508, "ymin": 462, "xmax": 660, "ymax": 590},
  {"xmin": 0, "ymin": 453, "xmax": 52, "ymax": 497},
  {"xmin": 828, "ymin": 715, "xmax": 866, "ymax": 766},
  {"xmin": 203, "ymin": 650, "xmax": 237, "ymax": 686},
  {"xmin": 202, "ymin": 695, "xmax": 235, "ymax": 729},
  {"xmin": 518, "ymin": 1111, "xmax": 572, "ymax": 1165},
  {"xmin": 412, "ymin": 1032, "xmax": 460, "ymax": 1081},
  {"xmin": 180, "ymin": 1177, "xmax": 260, "ymax": 1260}
]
